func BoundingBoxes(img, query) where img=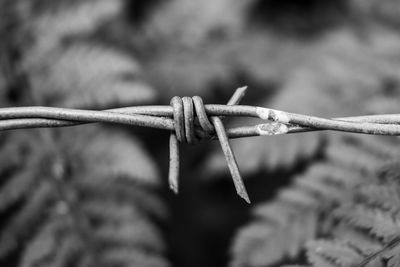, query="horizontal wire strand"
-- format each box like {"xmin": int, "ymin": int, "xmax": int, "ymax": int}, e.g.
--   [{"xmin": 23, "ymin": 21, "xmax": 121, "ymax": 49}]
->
[
  {"xmin": 3, "ymin": 90, "xmax": 400, "ymax": 204},
  {"xmin": 2, "ymin": 106, "xmax": 400, "ymax": 136}
]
